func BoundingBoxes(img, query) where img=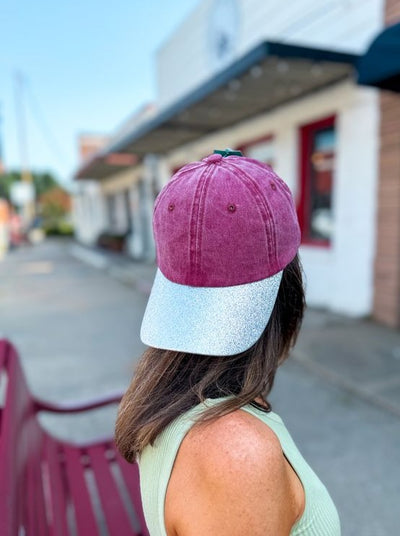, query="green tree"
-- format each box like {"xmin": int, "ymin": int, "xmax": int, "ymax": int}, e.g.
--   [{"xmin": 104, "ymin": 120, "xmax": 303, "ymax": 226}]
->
[{"xmin": 0, "ymin": 170, "xmax": 58, "ymax": 204}]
